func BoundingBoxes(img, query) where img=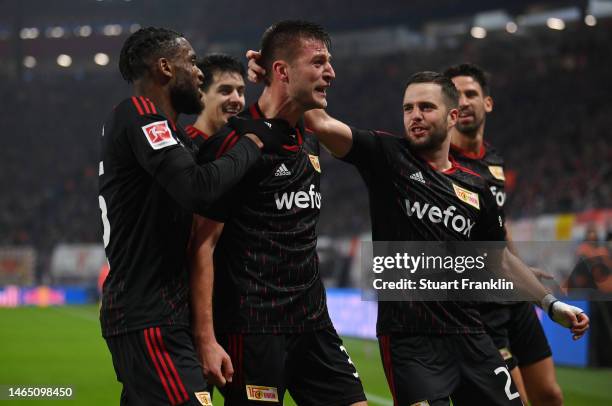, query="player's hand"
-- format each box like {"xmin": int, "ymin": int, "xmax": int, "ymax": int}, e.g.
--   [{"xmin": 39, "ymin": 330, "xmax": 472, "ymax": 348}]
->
[
  {"xmin": 550, "ymin": 301, "xmax": 590, "ymax": 340},
  {"xmin": 228, "ymin": 116, "xmax": 297, "ymax": 155},
  {"xmin": 195, "ymin": 338, "xmax": 234, "ymax": 387},
  {"xmin": 530, "ymin": 267, "xmax": 554, "ymax": 281},
  {"xmin": 246, "ymin": 50, "xmax": 265, "ymax": 83}
]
